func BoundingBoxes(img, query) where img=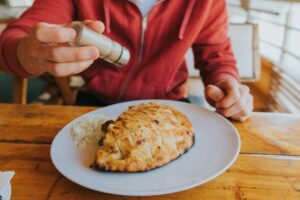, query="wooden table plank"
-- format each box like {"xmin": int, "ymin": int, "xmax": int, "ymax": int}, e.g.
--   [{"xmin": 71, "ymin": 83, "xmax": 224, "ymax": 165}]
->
[
  {"xmin": 1, "ymin": 104, "xmax": 300, "ymax": 155},
  {"xmin": 0, "ymin": 104, "xmax": 96, "ymax": 143},
  {"xmin": 1, "ymin": 143, "xmax": 300, "ymax": 200},
  {"xmin": 233, "ymin": 113, "xmax": 300, "ymax": 156}
]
